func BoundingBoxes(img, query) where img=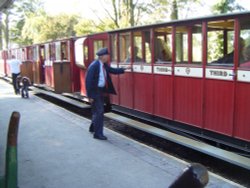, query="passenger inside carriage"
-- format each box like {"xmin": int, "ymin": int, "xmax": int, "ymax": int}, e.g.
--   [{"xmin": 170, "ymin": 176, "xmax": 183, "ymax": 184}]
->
[
  {"xmin": 125, "ymin": 46, "xmax": 143, "ymax": 63},
  {"xmin": 211, "ymin": 37, "xmax": 245, "ymax": 65},
  {"xmin": 240, "ymin": 45, "xmax": 250, "ymax": 68},
  {"xmin": 154, "ymin": 38, "xmax": 172, "ymax": 63}
]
